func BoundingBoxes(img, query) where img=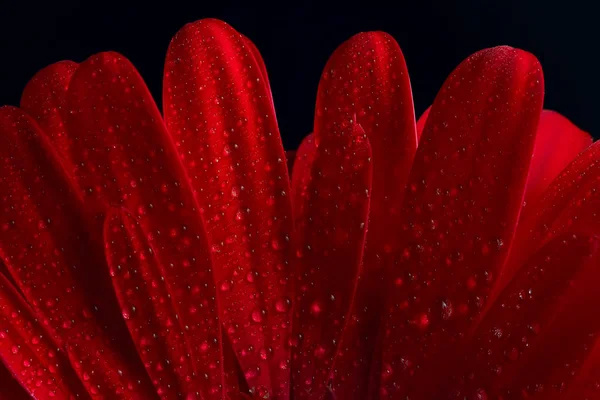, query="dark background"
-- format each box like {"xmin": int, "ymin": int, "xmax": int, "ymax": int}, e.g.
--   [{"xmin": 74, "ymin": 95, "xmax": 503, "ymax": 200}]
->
[{"xmin": 1, "ymin": 1, "xmax": 597, "ymax": 147}]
